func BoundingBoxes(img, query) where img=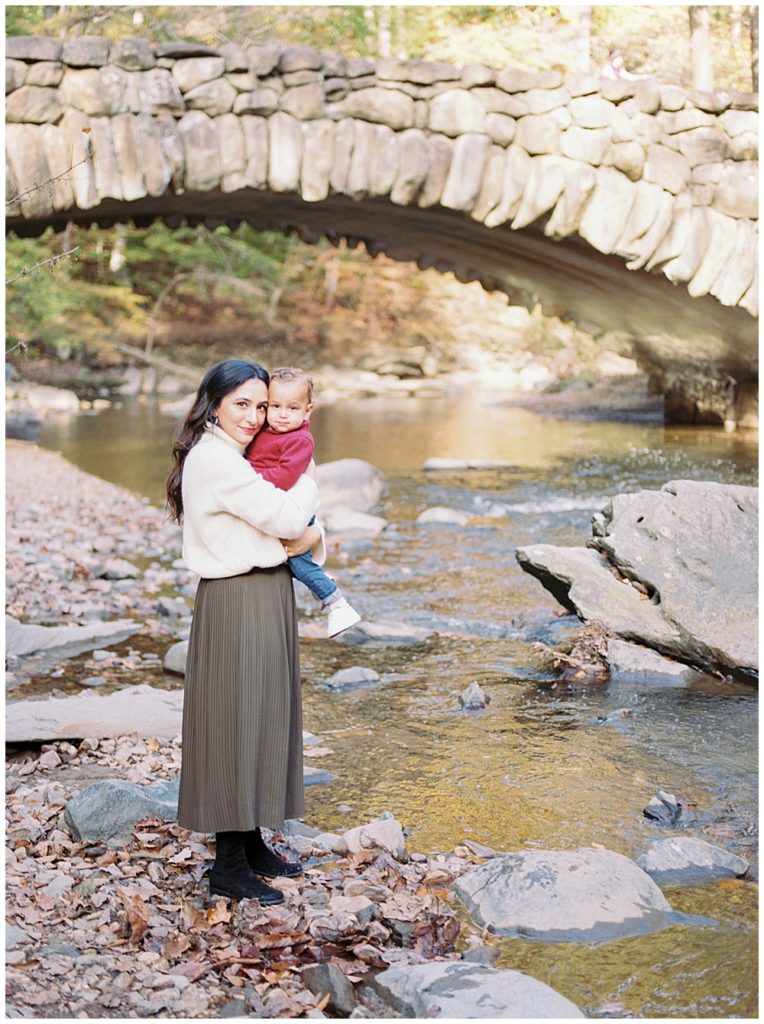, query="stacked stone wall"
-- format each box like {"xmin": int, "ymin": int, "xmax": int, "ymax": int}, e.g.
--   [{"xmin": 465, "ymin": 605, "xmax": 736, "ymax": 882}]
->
[{"xmin": 5, "ymin": 35, "xmax": 758, "ymax": 318}]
